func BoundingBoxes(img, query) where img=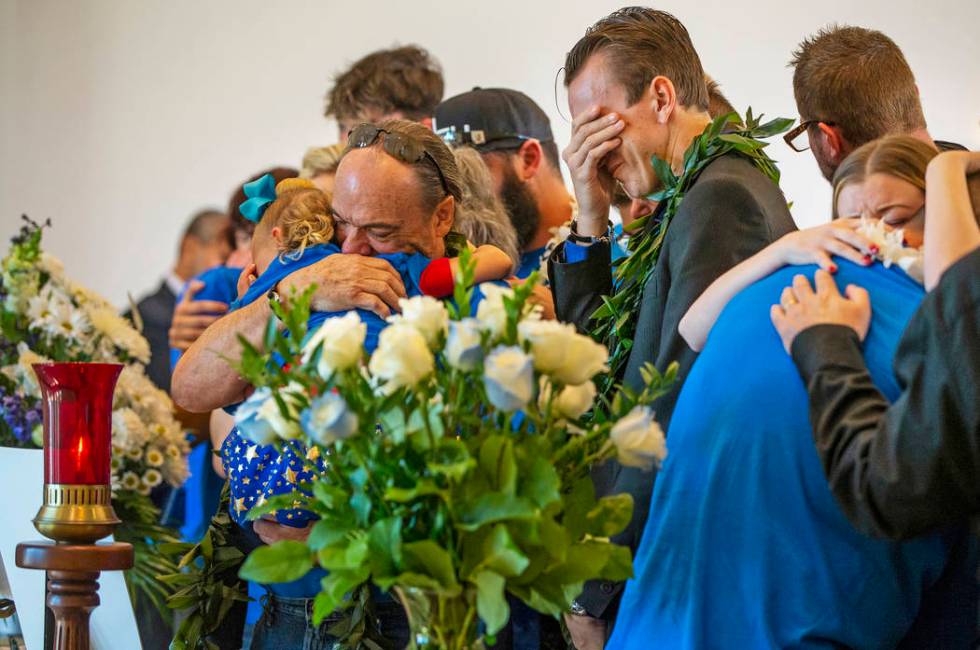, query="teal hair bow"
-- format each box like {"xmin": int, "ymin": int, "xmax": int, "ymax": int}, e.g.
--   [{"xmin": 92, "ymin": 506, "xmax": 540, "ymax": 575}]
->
[{"xmin": 239, "ymin": 173, "xmax": 277, "ymax": 223}]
